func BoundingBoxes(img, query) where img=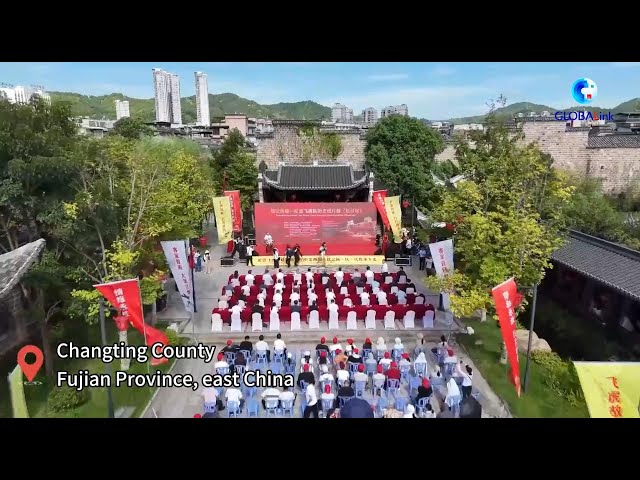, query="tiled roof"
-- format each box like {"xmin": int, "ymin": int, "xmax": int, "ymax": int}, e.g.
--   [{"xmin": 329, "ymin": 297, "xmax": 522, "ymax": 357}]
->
[
  {"xmin": 0, "ymin": 239, "xmax": 46, "ymax": 300},
  {"xmin": 262, "ymin": 165, "xmax": 368, "ymax": 191},
  {"xmin": 550, "ymin": 231, "xmax": 640, "ymax": 301},
  {"xmin": 587, "ymin": 134, "xmax": 640, "ymax": 149}
]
